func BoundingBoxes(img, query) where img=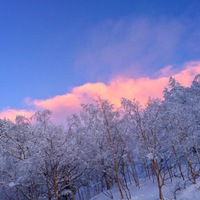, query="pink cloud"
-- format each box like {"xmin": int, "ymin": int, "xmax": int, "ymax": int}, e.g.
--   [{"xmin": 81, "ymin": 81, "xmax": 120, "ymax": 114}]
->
[
  {"xmin": 173, "ymin": 62, "xmax": 200, "ymax": 86},
  {"xmin": 1, "ymin": 62, "xmax": 200, "ymax": 123},
  {"xmin": 0, "ymin": 109, "xmax": 34, "ymax": 122}
]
